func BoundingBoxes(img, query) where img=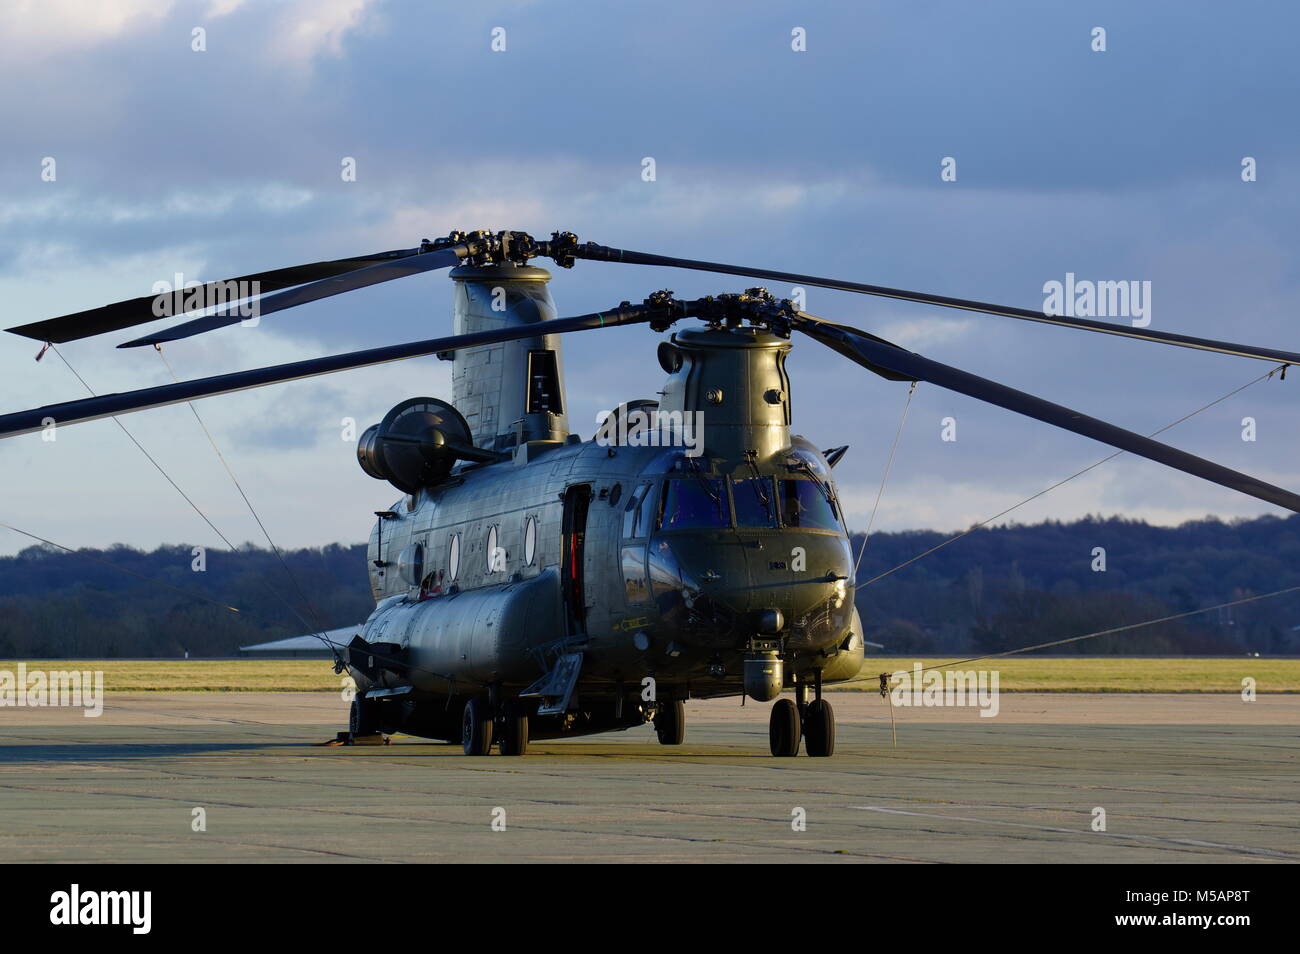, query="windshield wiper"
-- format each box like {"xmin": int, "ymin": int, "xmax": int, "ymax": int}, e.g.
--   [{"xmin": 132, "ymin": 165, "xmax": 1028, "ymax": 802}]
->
[
  {"xmin": 742, "ymin": 451, "xmax": 773, "ymax": 521},
  {"xmin": 790, "ymin": 458, "xmax": 839, "ymax": 512},
  {"xmin": 685, "ymin": 457, "xmax": 725, "ymax": 518}
]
